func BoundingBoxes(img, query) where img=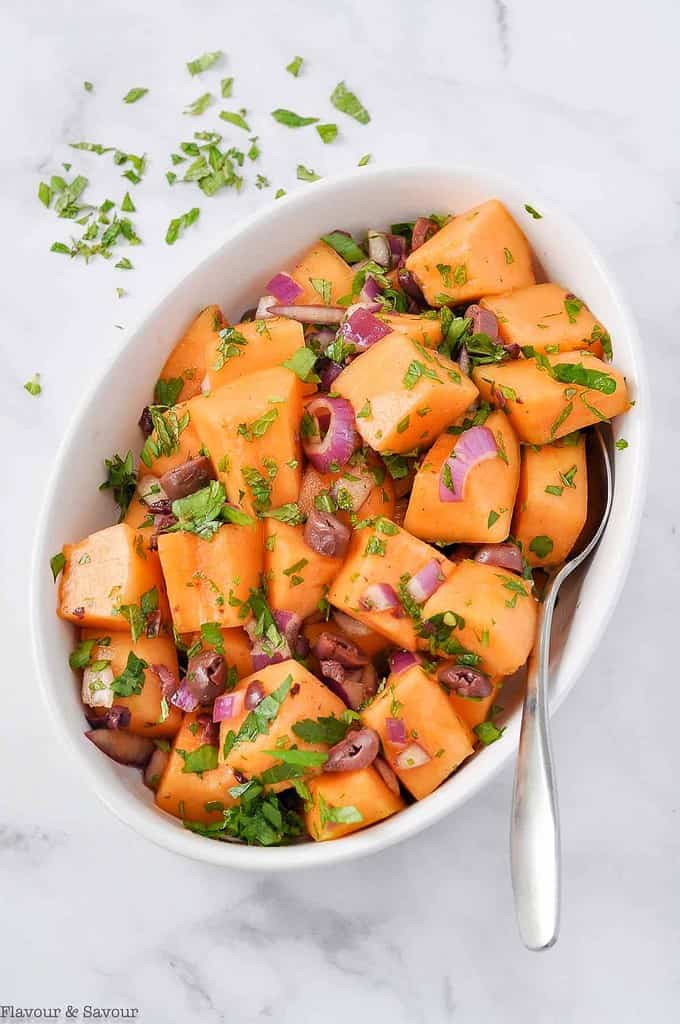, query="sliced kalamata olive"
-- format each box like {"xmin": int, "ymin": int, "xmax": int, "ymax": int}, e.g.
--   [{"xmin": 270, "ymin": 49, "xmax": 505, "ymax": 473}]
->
[
  {"xmin": 85, "ymin": 729, "xmax": 155, "ymax": 766},
  {"xmin": 159, "ymin": 456, "xmax": 215, "ymax": 501},
  {"xmin": 313, "ymin": 631, "xmax": 368, "ymax": 668},
  {"xmin": 411, "ymin": 217, "xmax": 438, "ymax": 251},
  {"xmin": 144, "ymin": 747, "xmax": 169, "ymax": 790},
  {"xmin": 465, "ymin": 304, "xmax": 499, "ymax": 342},
  {"xmin": 325, "ymin": 727, "xmax": 380, "ymax": 772},
  {"xmin": 138, "ymin": 406, "xmax": 154, "ymax": 437},
  {"xmin": 374, "ymin": 755, "xmax": 401, "ymax": 795},
  {"xmin": 147, "ymin": 498, "xmax": 173, "ymax": 516},
  {"xmin": 195, "ymin": 713, "xmax": 220, "ymax": 745},
  {"xmin": 321, "ymin": 662, "xmax": 378, "ymax": 711},
  {"xmin": 294, "ymin": 635, "xmax": 310, "ymax": 660},
  {"xmin": 244, "ymin": 680, "xmax": 265, "ymax": 710},
  {"xmin": 150, "ymin": 663, "xmax": 179, "ymax": 699},
  {"xmin": 438, "ymin": 665, "xmax": 492, "ymax": 698},
  {"xmin": 185, "ymin": 651, "xmax": 227, "ymax": 705},
  {"xmin": 84, "ymin": 705, "xmax": 131, "ymax": 730},
  {"xmin": 474, "ymin": 543, "xmax": 524, "ymax": 575},
  {"xmin": 304, "ymin": 509, "xmax": 351, "ymax": 559}
]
